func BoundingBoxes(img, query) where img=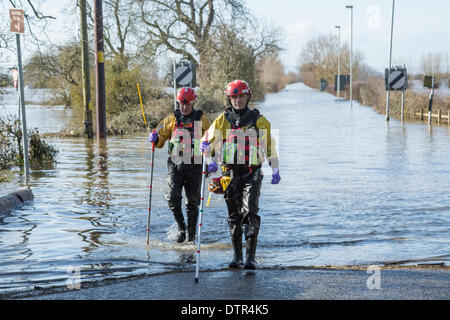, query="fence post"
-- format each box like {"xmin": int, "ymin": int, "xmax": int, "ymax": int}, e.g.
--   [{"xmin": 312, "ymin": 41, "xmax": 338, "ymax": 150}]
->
[
  {"xmin": 420, "ymin": 108, "xmax": 423, "ymax": 120},
  {"xmin": 438, "ymin": 109, "xmax": 441, "ymax": 125}
]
